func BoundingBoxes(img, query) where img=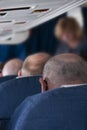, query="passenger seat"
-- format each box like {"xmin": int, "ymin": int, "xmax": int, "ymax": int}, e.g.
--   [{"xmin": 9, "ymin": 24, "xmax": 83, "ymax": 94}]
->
[{"xmin": 0, "ymin": 76, "xmax": 41, "ymax": 130}]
